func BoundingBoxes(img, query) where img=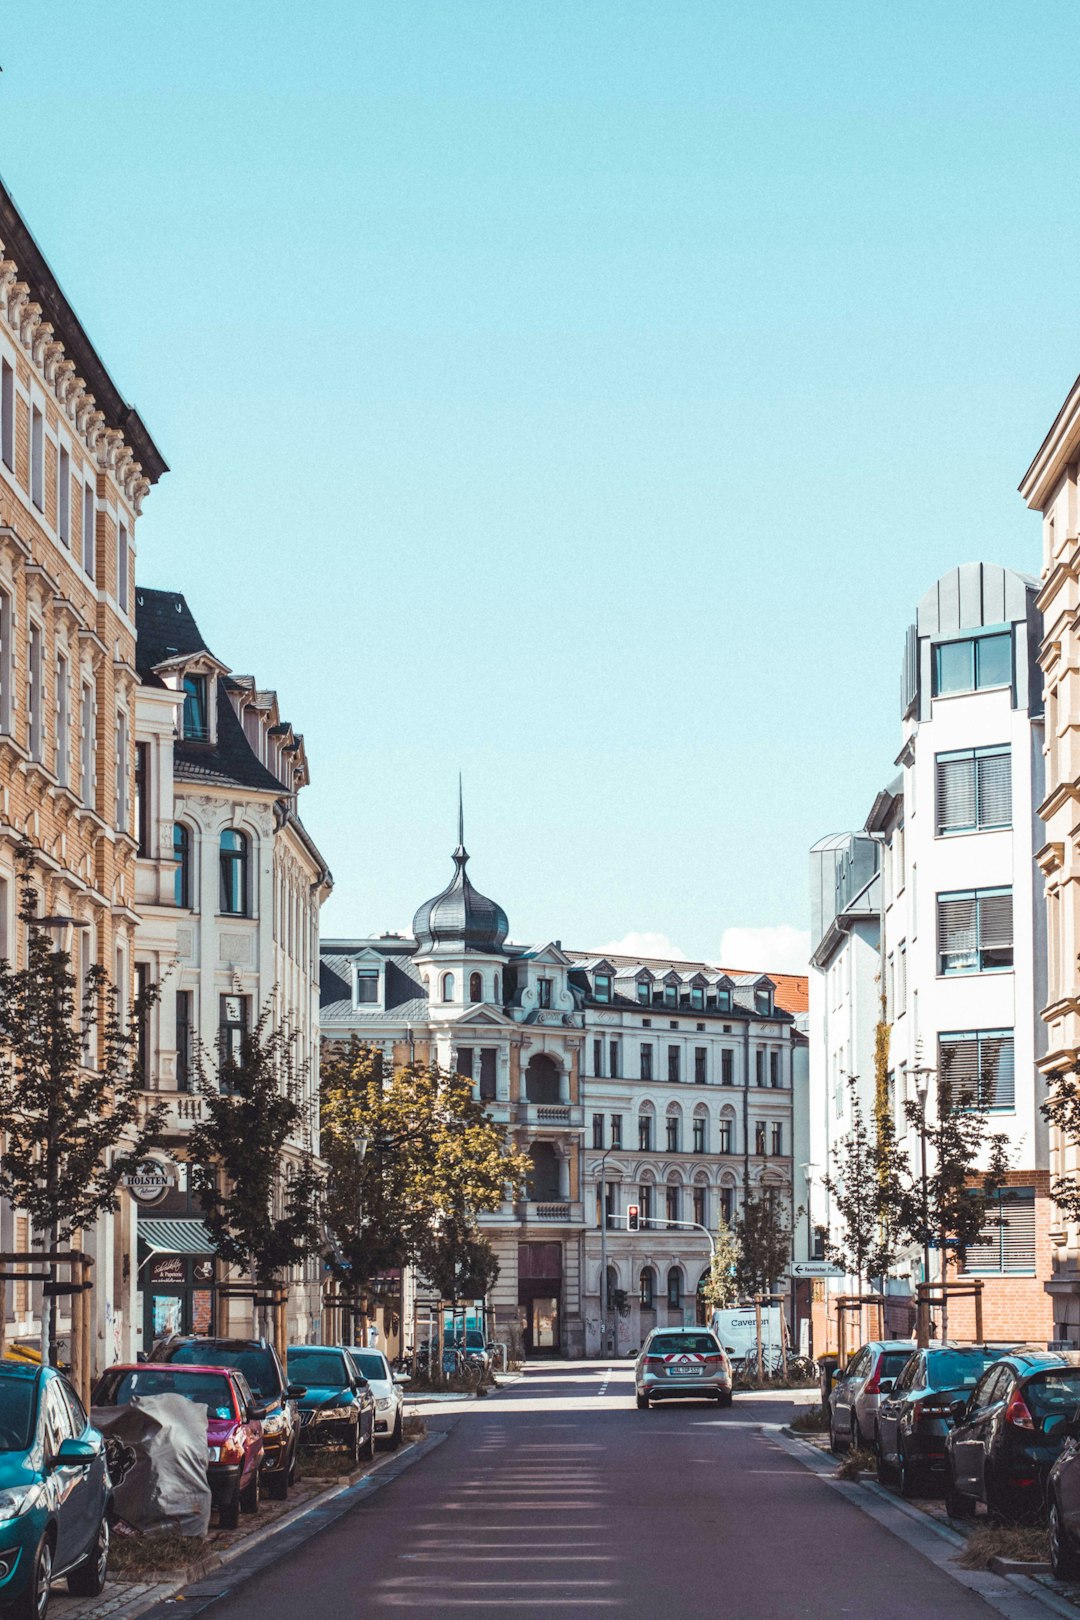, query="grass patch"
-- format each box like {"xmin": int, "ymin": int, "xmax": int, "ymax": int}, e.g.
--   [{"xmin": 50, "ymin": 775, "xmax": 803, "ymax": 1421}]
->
[
  {"xmin": 109, "ymin": 1531, "xmax": 208, "ymax": 1576},
  {"xmin": 954, "ymin": 1526, "xmax": 1049, "ymax": 1570},
  {"xmin": 790, "ymin": 1403, "xmax": 830, "ymax": 1434},
  {"xmin": 298, "ymin": 1445, "xmax": 360, "ymax": 1480},
  {"xmin": 836, "ymin": 1448, "xmax": 876, "ymax": 1480}
]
